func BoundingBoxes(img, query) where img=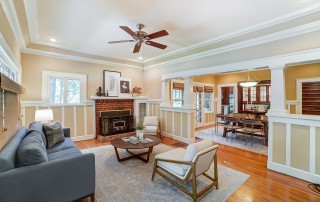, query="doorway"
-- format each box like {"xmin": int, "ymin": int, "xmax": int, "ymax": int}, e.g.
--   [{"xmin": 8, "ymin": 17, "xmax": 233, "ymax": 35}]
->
[{"xmin": 218, "ymin": 84, "xmax": 238, "ymax": 114}]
